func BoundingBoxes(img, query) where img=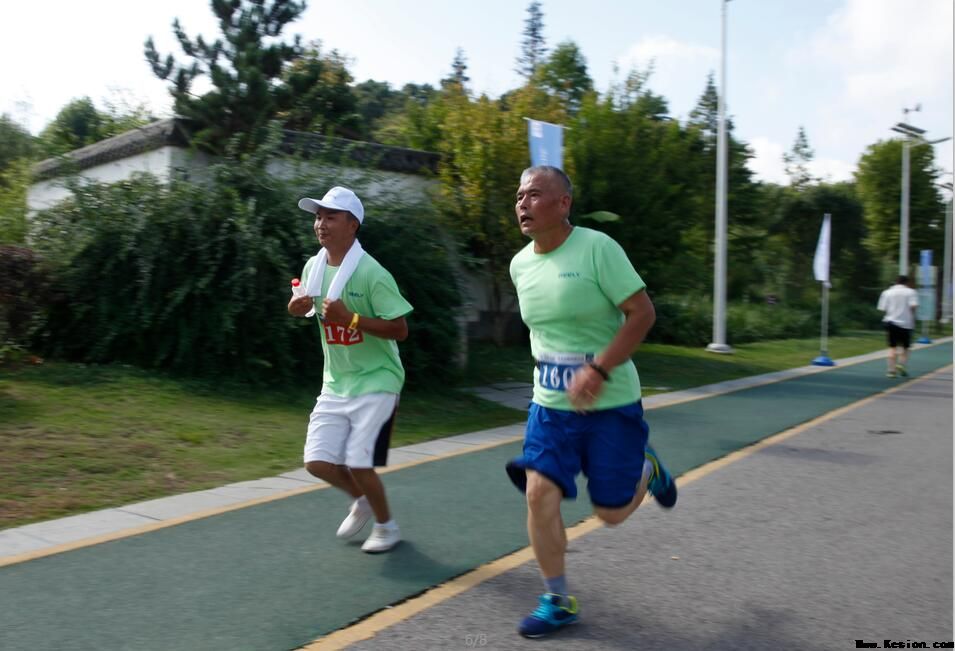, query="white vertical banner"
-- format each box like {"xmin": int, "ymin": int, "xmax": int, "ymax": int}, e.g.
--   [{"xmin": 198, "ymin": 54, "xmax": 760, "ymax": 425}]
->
[
  {"xmin": 811, "ymin": 213, "xmax": 835, "ymax": 366},
  {"xmin": 812, "ymin": 213, "xmax": 831, "ymax": 285}
]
